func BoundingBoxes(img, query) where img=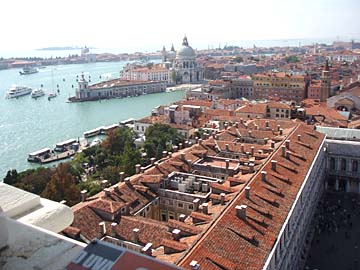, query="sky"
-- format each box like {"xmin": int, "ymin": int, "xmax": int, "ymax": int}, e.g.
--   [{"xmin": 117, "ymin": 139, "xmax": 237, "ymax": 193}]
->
[{"xmin": 0, "ymin": 0, "xmax": 360, "ymax": 53}]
